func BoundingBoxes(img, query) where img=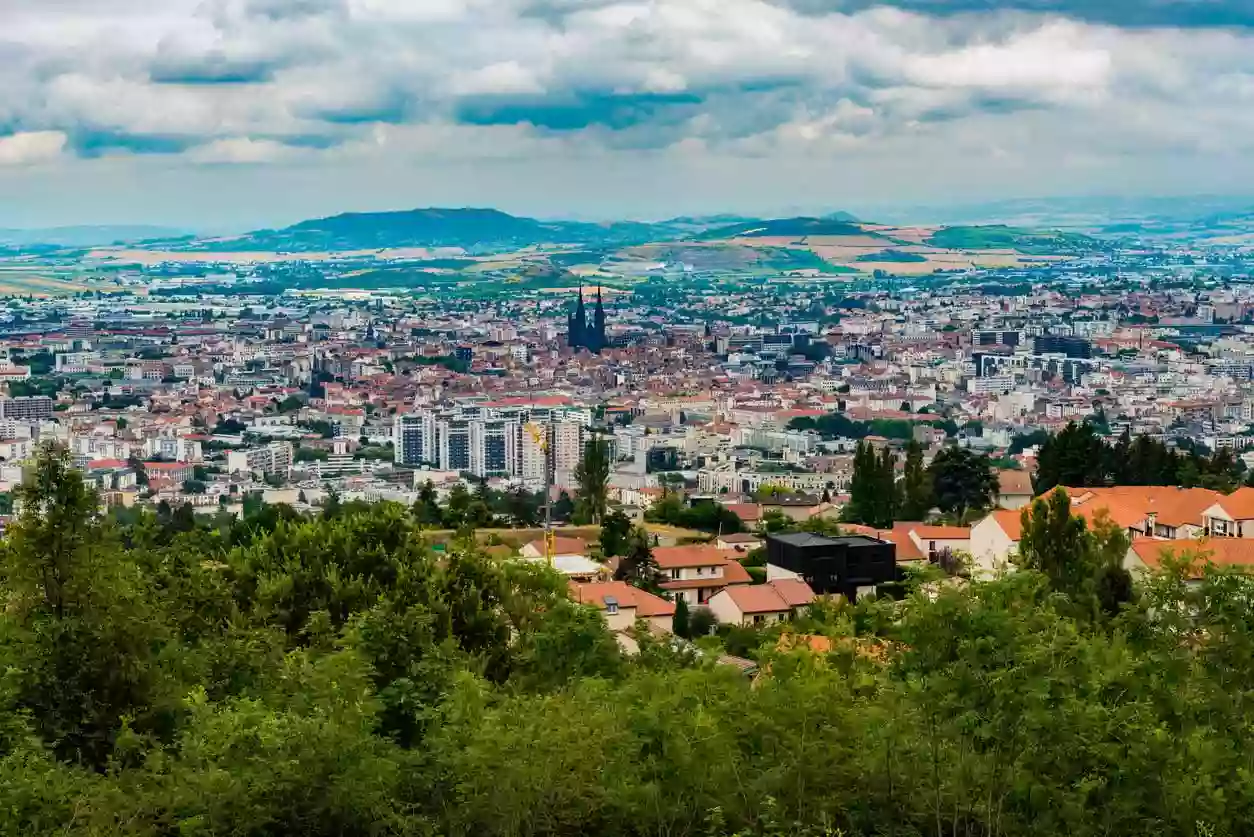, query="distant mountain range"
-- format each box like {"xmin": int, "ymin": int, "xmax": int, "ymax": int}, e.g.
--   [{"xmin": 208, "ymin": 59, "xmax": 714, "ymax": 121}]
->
[
  {"xmin": 0, "ymin": 225, "xmax": 189, "ymax": 248},
  {"xmin": 179, "ymin": 208, "xmax": 875, "ymax": 253},
  {"xmin": 183, "ymin": 208, "xmax": 672, "ymax": 253}
]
